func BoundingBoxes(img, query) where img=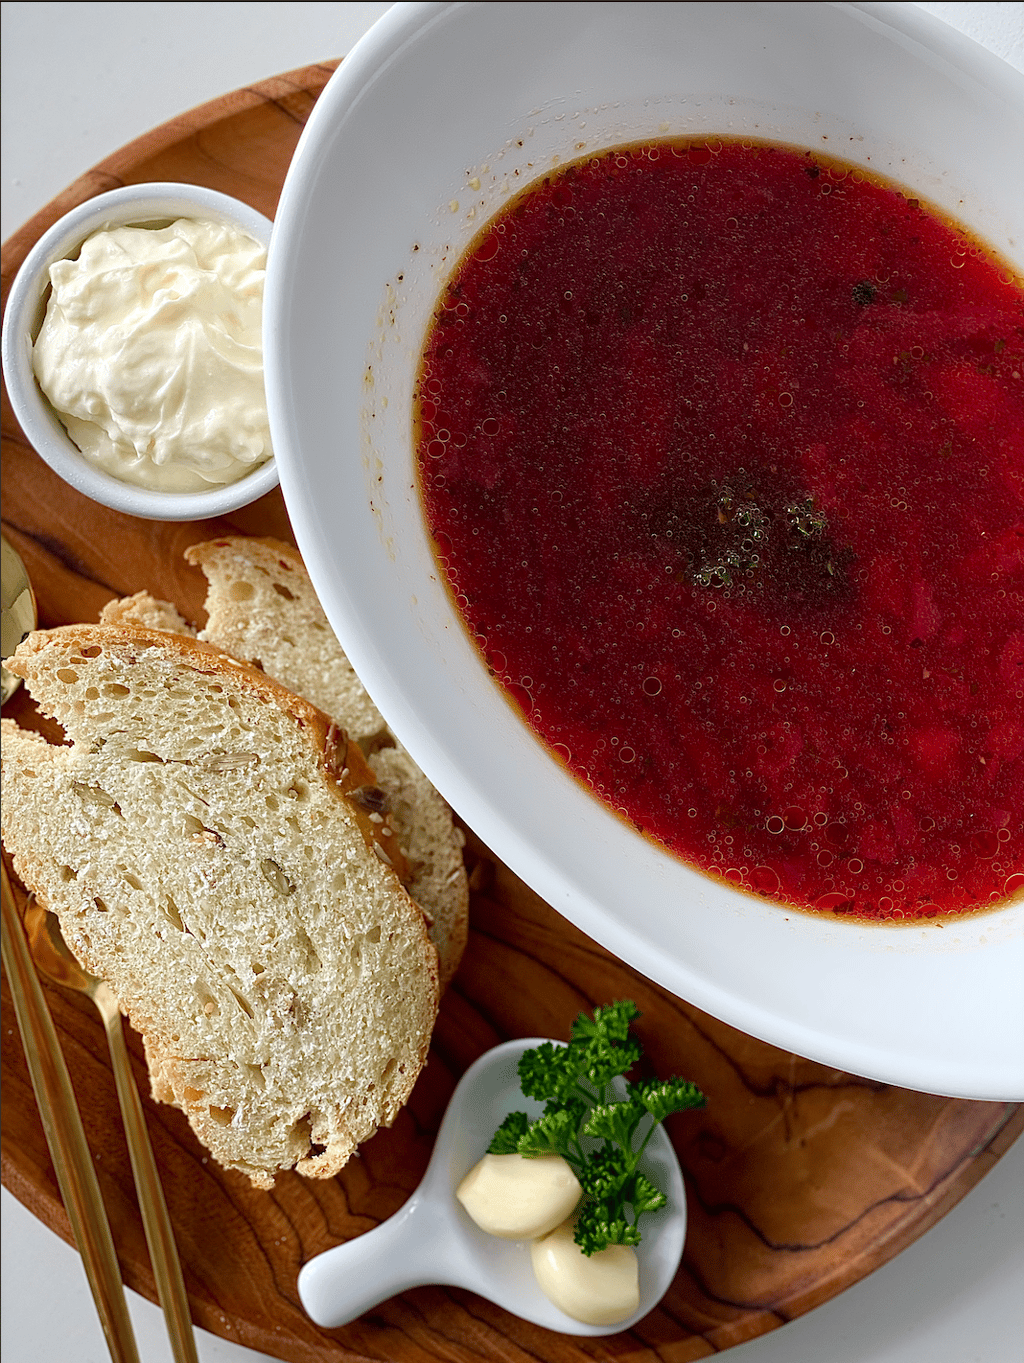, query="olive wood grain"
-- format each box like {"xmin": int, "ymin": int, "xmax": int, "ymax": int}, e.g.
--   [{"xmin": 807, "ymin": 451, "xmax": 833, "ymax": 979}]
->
[{"xmin": 2, "ymin": 60, "xmax": 1021, "ymax": 1363}]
